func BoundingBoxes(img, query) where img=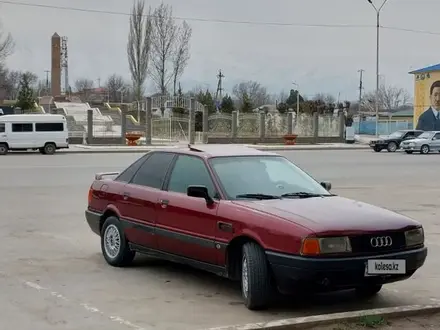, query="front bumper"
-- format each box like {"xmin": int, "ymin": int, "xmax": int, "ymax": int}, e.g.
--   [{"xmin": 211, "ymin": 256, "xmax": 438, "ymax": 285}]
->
[
  {"xmin": 266, "ymin": 247, "xmax": 427, "ymax": 293},
  {"xmin": 369, "ymin": 142, "xmax": 387, "ymax": 149},
  {"xmin": 401, "ymin": 144, "xmax": 418, "ymax": 151}
]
